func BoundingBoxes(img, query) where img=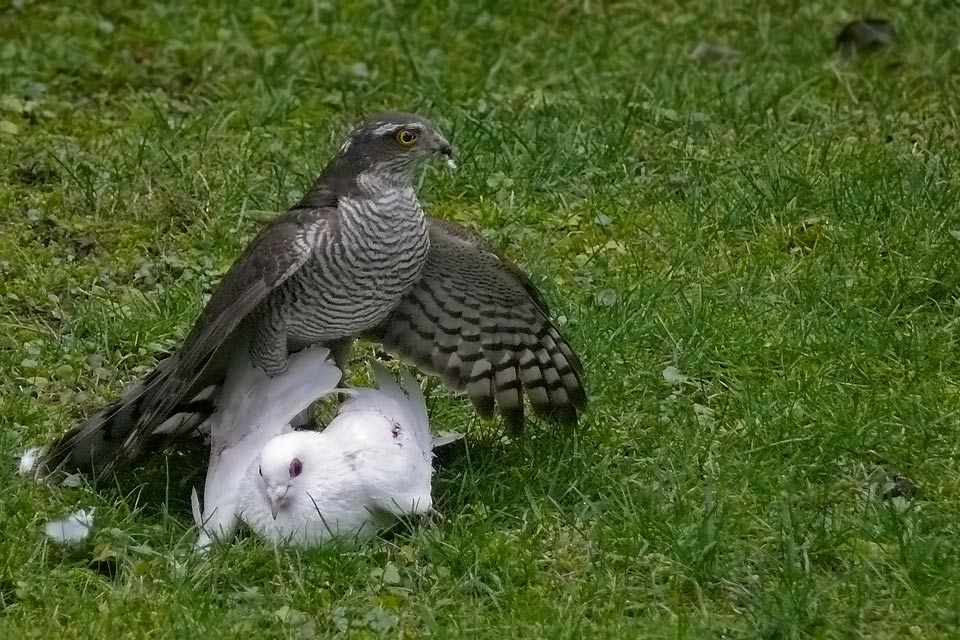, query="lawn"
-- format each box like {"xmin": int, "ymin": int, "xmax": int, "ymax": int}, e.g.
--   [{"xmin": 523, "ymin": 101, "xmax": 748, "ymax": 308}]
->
[{"xmin": 1, "ymin": 0, "xmax": 959, "ymax": 637}]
